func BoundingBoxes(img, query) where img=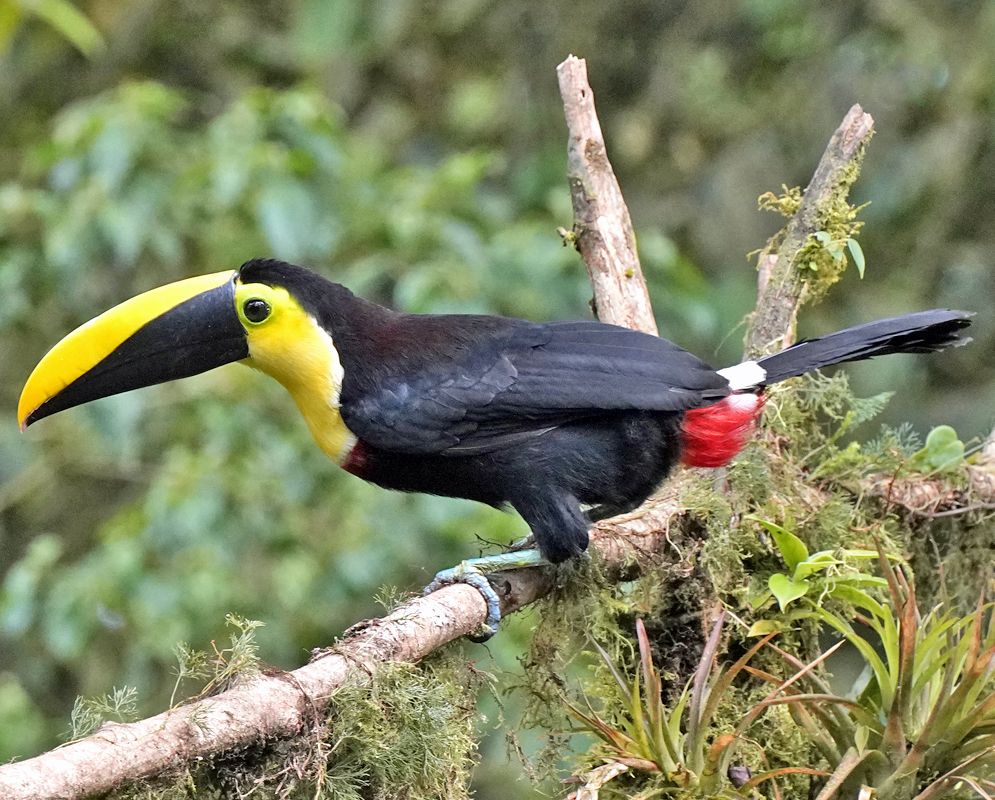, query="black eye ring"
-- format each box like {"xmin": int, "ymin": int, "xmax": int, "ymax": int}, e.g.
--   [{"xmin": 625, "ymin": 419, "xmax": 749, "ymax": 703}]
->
[{"xmin": 243, "ymin": 298, "xmax": 271, "ymax": 323}]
